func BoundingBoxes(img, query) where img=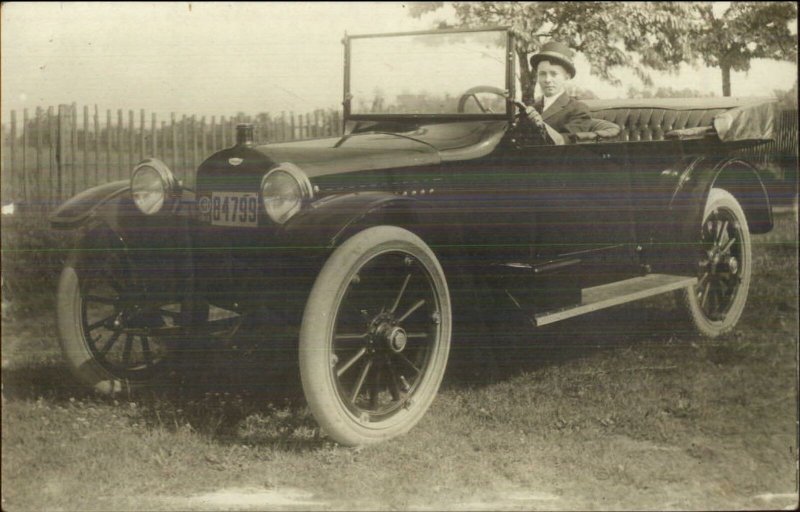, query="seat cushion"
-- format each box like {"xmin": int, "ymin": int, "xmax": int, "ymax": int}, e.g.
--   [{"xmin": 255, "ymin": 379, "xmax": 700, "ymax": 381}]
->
[
  {"xmin": 590, "ymin": 107, "xmax": 727, "ymax": 142},
  {"xmin": 580, "ymin": 98, "xmax": 763, "ymax": 142}
]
